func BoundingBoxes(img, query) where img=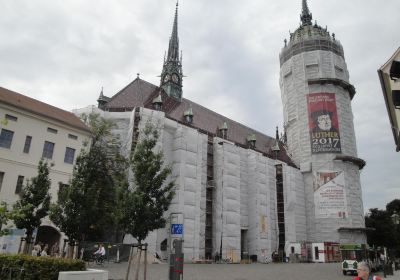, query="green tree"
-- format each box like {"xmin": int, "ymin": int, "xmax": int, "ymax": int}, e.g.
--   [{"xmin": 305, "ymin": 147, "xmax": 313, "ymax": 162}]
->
[
  {"xmin": 122, "ymin": 121, "xmax": 175, "ymax": 242},
  {"xmin": 122, "ymin": 122, "xmax": 175, "ymax": 280},
  {"xmin": 0, "ymin": 202, "xmax": 10, "ymax": 236},
  {"xmin": 12, "ymin": 159, "xmax": 51, "ymax": 251},
  {"xmin": 50, "ymin": 113, "xmax": 127, "ymax": 242}
]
